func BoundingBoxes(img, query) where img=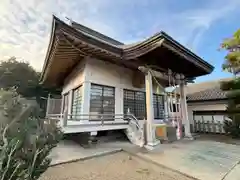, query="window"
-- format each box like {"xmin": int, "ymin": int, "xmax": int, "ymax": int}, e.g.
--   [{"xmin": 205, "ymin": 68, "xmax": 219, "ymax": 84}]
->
[
  {"xmin": 153, "ymin": 94, "xmax": 164, "ymax": 119},
  {"xmin": 62, "ymin": 93, "xmax": 69, "ymax": 113},
  {"xmin": 90, "ymin": 84, "xmax": 115, "ymax": 120},
  {"xmin": 123, "ymin": 90, "xmax": 146, "ymax": 119},
  {"xmin": 124, "ymin": 90, "xmax": 165, "ymax": 119},
  {"xmin": 71, "ymin": 86, "xmax": 83, "ymax": 119}
]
